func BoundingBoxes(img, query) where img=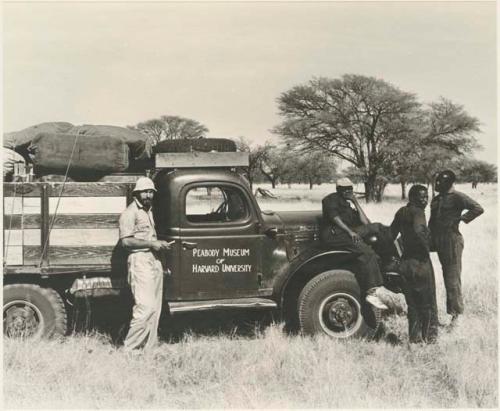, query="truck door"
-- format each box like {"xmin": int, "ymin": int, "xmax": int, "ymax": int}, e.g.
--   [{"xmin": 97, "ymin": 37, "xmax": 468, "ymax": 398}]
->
[{"xmin": 177, "ymin": 182, "xmax": 263, "ymax": 300}]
